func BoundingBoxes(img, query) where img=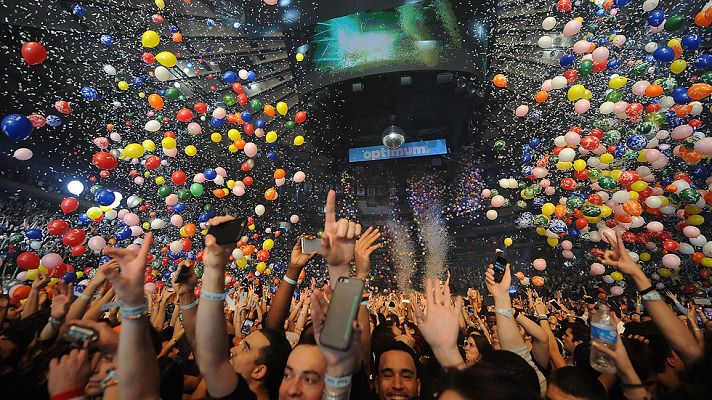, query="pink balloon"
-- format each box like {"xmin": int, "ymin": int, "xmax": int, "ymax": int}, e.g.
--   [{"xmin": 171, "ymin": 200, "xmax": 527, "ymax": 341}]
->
[
  {"xmin": 561, "ymin": 240, "xmax": 573, "ymax": 250},
  {"xmin": 533, "ymin": 258, "xmax": 547, "ymax": 271},
  {"xmin": 117, "ymin": 209, "xmax": 129, "ymax": 219},
  {"xmin": 134, "ymin": 176, "xmax": 145, "ymax": 185},
  {"xmin": 13, "ymin": 148, "xmax": 33, "ymax": 160},
  {"xmin": 631, "ymin": 80, "xmax": 651, "ymax": 96},
  {"xmin": 290, "ymin": 214, "xmax": 300, "ymax": 224},
  {"xmin": 541, "ymin": 79, "xmax": 553, "ymax": 92},
  {"xmin": 610, "ymin": 286, "xmax": 624, "ymax": 296},
  {"xmin": 193, "ymin": 173, "xmax": 206, "ymax": 183},
  {"xmin": 490, "ymin": 195, "xmax": 505, "ymax": 208},
  {"xmin": 562, "ymin": 250, "xmax": 574, "ymax": 259},
  {"xmin": 612, "ymin": 35, "xmax": 626, "ymax": 47},
  {"xmin": 649, "ymin": 22, "xmax": 665, "ymax": 34},
  {"xmin": 590, "ymin": 262, "xmax": 605, "ymax": 276},
  {"xmin": 232, "ymin": 185, "xmax": 245, "ymax": 196},
  {"xmin": 144, "ymin": 282, "xmax": 157, "ymax": 293},
  {"xmin": 683, "ymin": 226, "xmax": 701, "ymax": 238},
  {"xmin": 694, "ymin": 137, "xmax": 712, "ymax": 155},
  {"xmin": 564, "ymin": 131, "xmax": 581, "ymax": 146},
  {"xmin": 574, "ymin": 99, "xmax": 590, "ymax": 114},
  {"xmin": 600, "ymin": 228, "xmax": 617, "ymax": 244},
  {"xmin": 162, "ymin": 147, "xmax": 178, "ymax": 158},
  {"xmin": 563, "ymin": 19, "xmax": 582, "ymax": 37},
  {"xmin": 41, "ymin": 253, "xmax": 63, "ymax": 269},
  {"xmin": 545, "ymin": 186, "xmax": 556, "ymax": 195},
  {"xmin": 533, "ymin": 166, "xmax": 548, "ymax": 178},
  {"xmin": 662, "ymin": 254, "xmax": 680, "ymax": 269},
  {"xmin": 613, "ymin": 101, "xmax": 629, "ymax": 114},
  {"xmin": 165, "ymin": 194, "xmax": 178, "ymax": 206},
  {"xmin": 646, "ymin": 221, "xmax": 664, "ymax": 232},
  {"xmin": 215, "ymin": 167, "xmax": 227, "ymax": 177},
  {"xmin": 481, "ymin": 188, "xmax": 491, "ymax": 198},
  {"xmin": 651, "ymin": 156, "xmax": 668, "ymax": 169},
  {"xmin": 87, "ymin": 236, "xmax": 107, "ymax": 251},
  {"xmin": 254, "ymin": 128, "xmax": 264, "ymax": 137},
  {"xmin": 264, "ymin": 0, "xmax": 278, "ymax": 5},
  {"xmin": 130, "ymin": 226, "xmax": 144, "ymax": 237},
  {"xmin": 644, "ymin": 149, "xmax": 661, "ymax": 162},
  {"xmin": 244, "ymin": 142, "xmax": 258, "ymax": 158},
  {"xmin": 123, "ymin": 212, "xmax": 140, "ymax": 227},
  {"xmin": 573, "ymin": 40, "xmax": 593, "ymax": 54},
  {"xmin": 212, "ymin": 107, "xmax": 226, "ymax": 119},
  {"xmin": 591, "ymin": 47, "xmax": 609, "ymax": 63},
  {"xmin": 671, "ymin": 125, "xmax": 693, "ymax": 140},
  {"xmin": 539, "ymin": 179, "xmax": 551, "ymax": 188},
  {"xmin": 293, "ymin": 171, "xmax": 306, "ymax": 183},
  {"xmin": 275, "ymin": 177, "xmax": 286, "ymax": 187},
  {"xmin": 515, "ymin": 105, "xmax": 529, "ymax": 117},
  {"xmin": 187, "ymin": 122, "xmax": 202, "ymax": 135},
  {"xmin": 110, "ymin": 132, "xmax": 122, "ymax": 141}
]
